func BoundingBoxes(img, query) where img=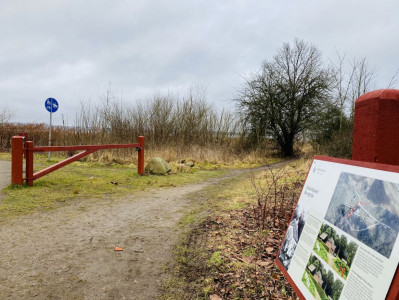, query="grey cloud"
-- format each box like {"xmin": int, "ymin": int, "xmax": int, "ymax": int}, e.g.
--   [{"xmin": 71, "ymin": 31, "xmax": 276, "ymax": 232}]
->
[{"xmin": 0, "ymin": 0, "xmax": 398, "ymax": 123}]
